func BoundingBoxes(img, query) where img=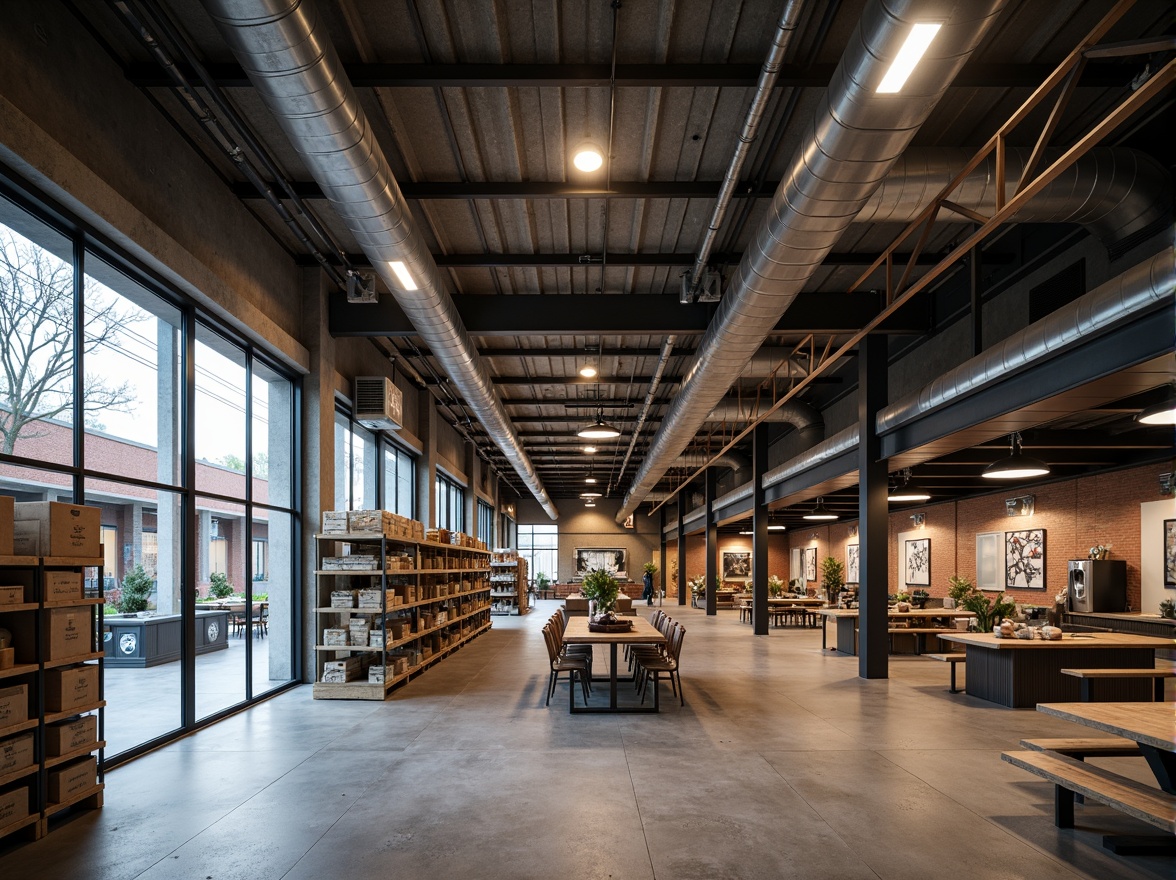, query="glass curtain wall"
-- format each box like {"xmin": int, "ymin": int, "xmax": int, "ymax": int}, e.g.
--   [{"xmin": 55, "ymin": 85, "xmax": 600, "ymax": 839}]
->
[{"xmin": 0, "ymin": 180, "xmax": 300, "ymax": 762}]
